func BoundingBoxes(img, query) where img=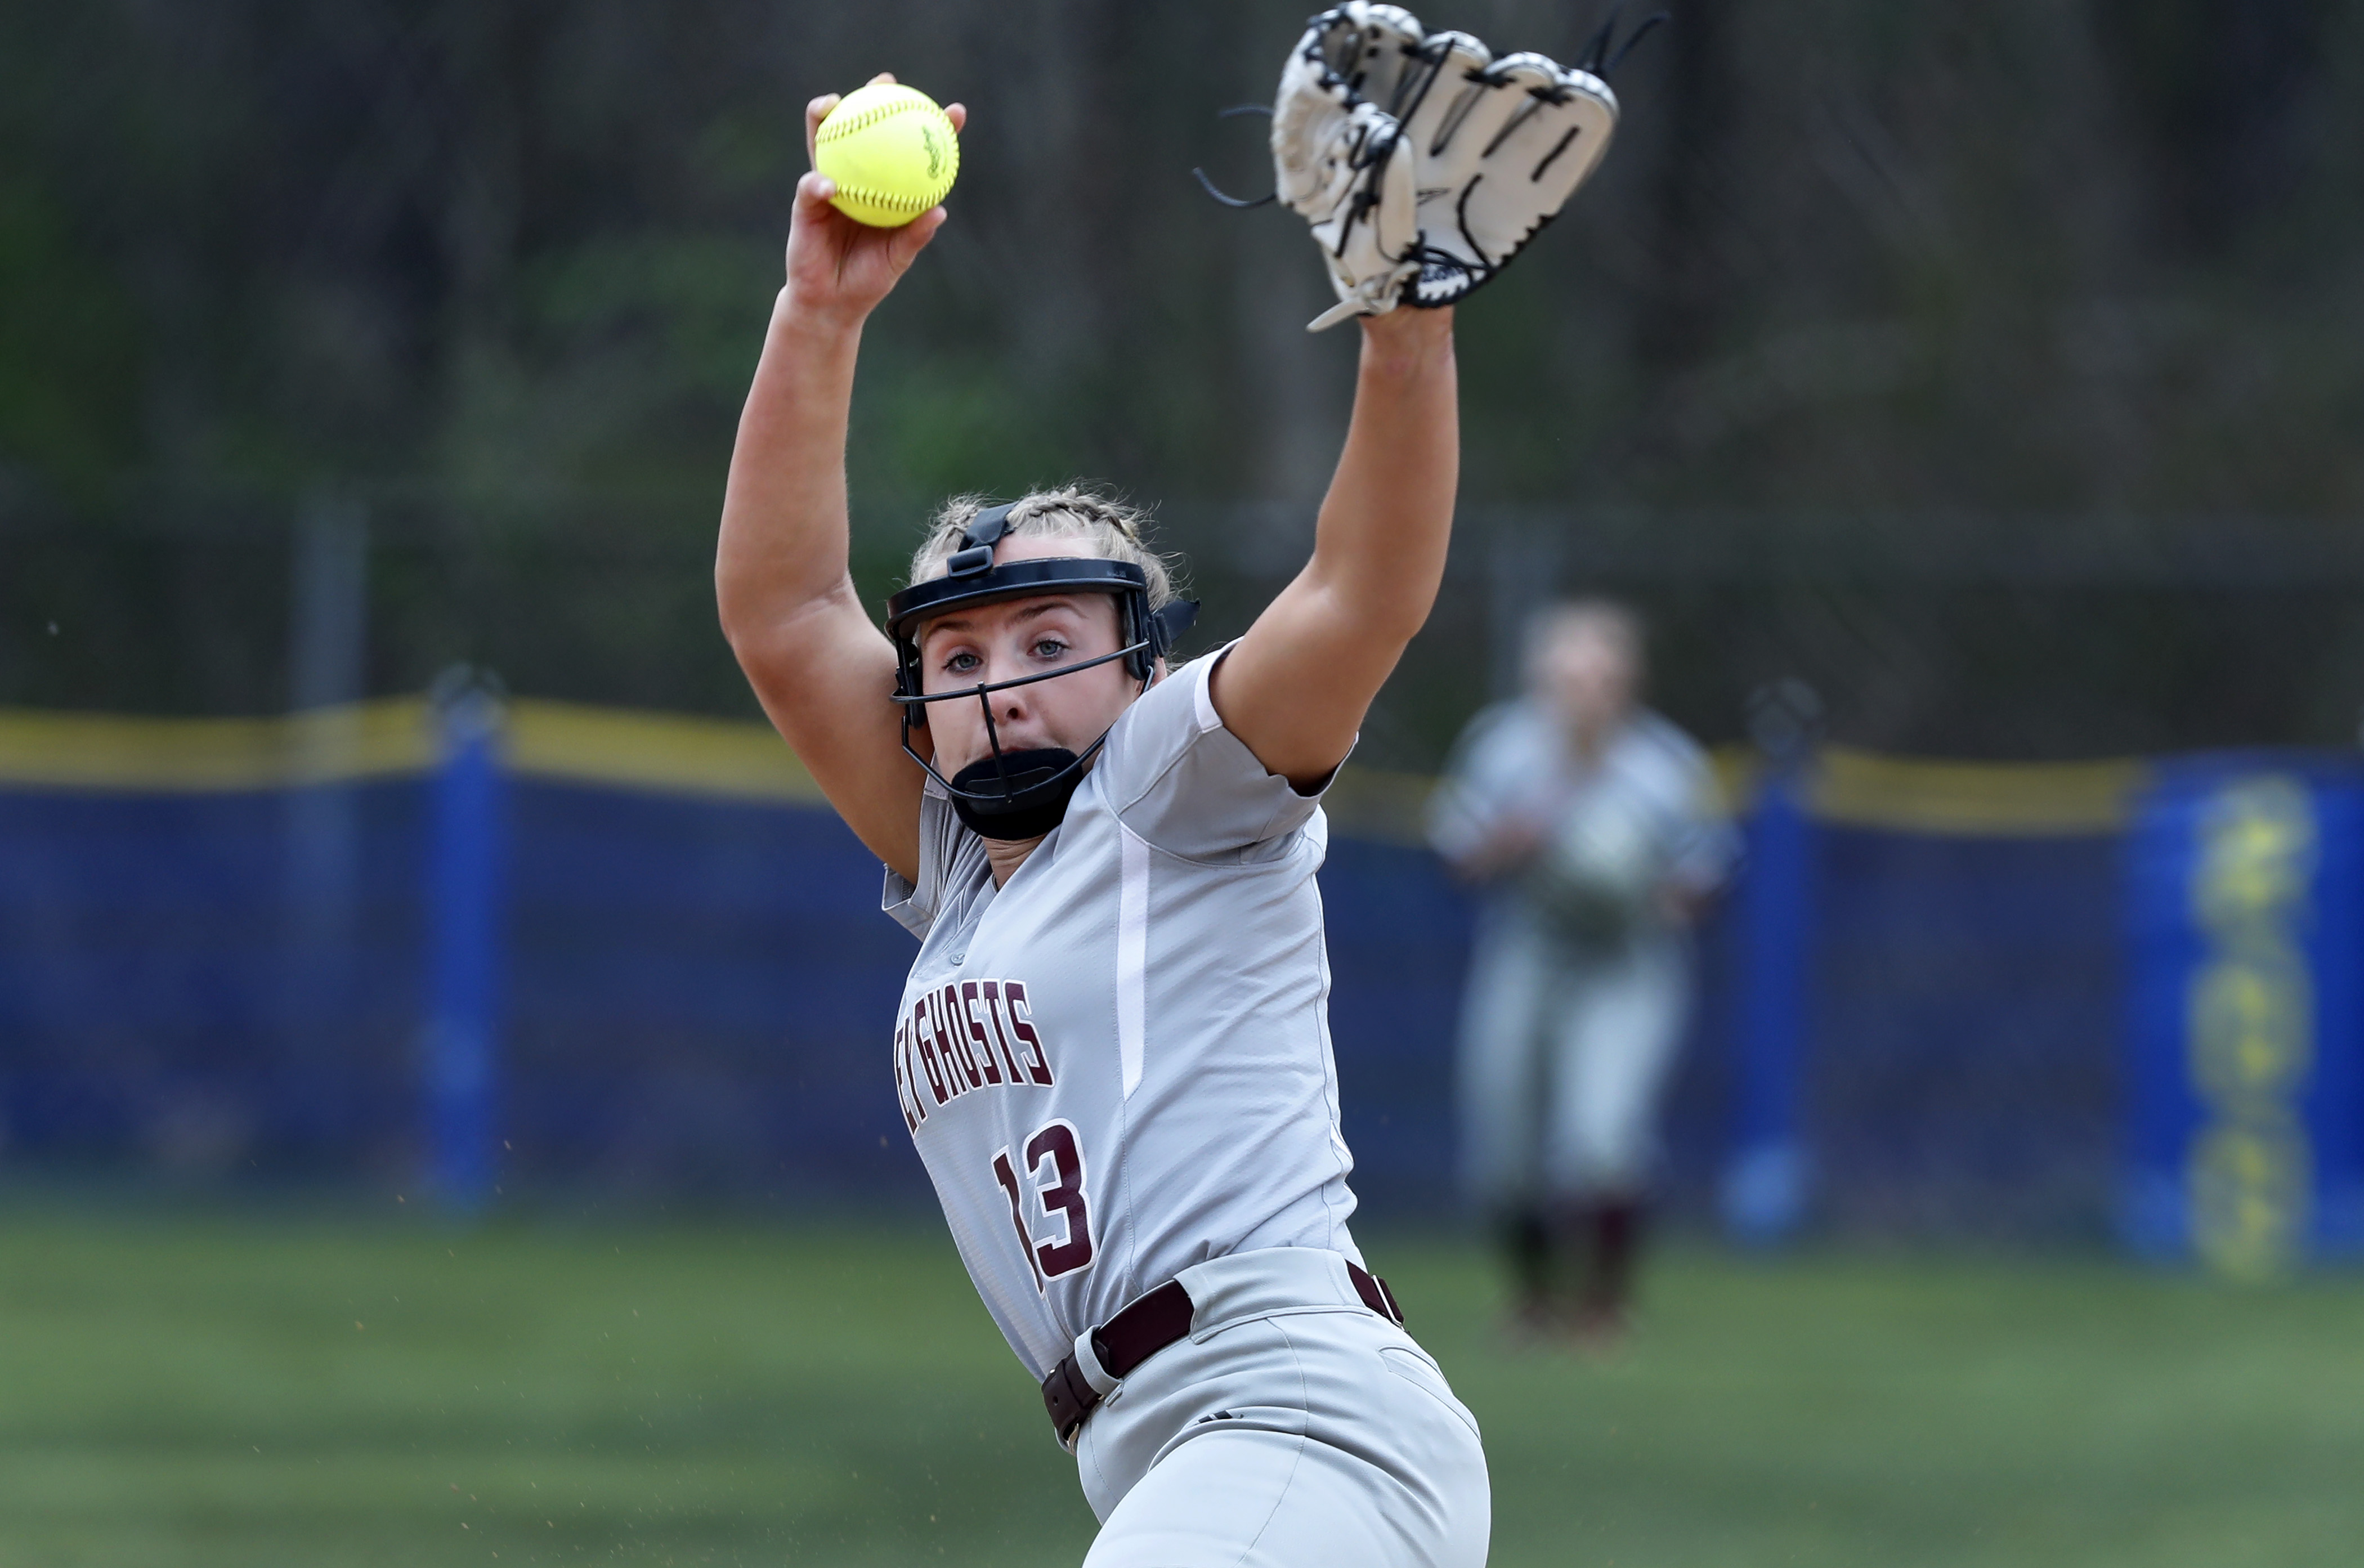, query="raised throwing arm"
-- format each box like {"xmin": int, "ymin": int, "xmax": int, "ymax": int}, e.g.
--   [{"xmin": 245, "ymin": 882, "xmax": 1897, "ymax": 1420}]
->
[
  {"xmin": 1210, "ymin": 307, "xmax": 1458, "ymax": 790},
  {"xmin": 715, "ymin": 79, "xmax": 962, "ymax": 884}
]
